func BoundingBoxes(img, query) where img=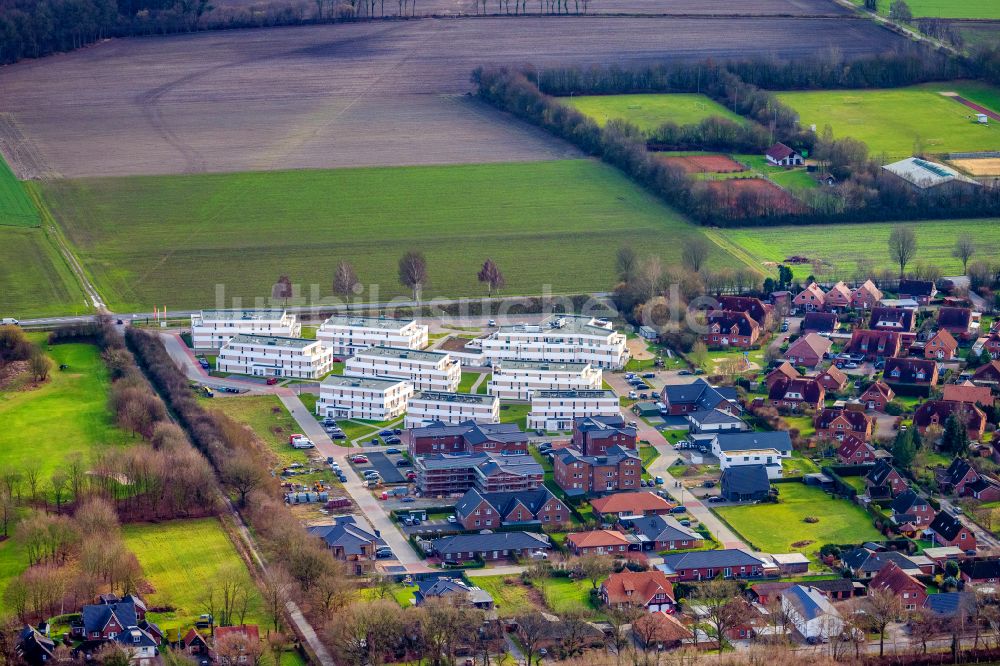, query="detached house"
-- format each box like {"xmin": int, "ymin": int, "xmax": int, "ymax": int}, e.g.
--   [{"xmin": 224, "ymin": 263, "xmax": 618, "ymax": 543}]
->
[
  {"xmin": 782, "ymin": 585, "xmax": 844, "ymax": 642},
  {"xmin": 936, "ymin": 458, "xmax": 980, "ymax": 496},
  {"xmin": 765, "ymin": 362, "xmax": 800, "ymax": 391},
  {"xmin": 784, "ymin": 334, "xmax": 832, "ymax": 368},
  {"xmin": 884, "ymin": 357, "xmax": 938, "ymax": 394},
  {"xmin": 865, "ymin": 460, "xmax": 908, "ymax": 497},
  {"xmin": 815, "ymin": 365, "xmax": 849, "ymax": 392},
  {"xmin": 658, "ymin": 549, "xmax": 765, "ymax": 581},
  {"xmin": 869, "ymin": 561, "xmax": 927, "ymax": 611},
  {"xmin": 824, "ymin": 281, "xmax": 853, "ymax": 309},
  {"xmin": 898, "ymin": 279, "xmax": 937, "ymax": 305},
  {"xmin": 914, "ymin": 400, "xmax": 986, "ymax": 441},
  {"xmin": 623, "ymin": 514, "xmax": 703, "ymax": 551},
  {"xmin": 454, "ymin": 487, "xmax": 568, "ymax": 530},
  {"xmin": 937, "ymin": 307, "xmax": 976, "ymax": 339},
  {"xmin": 928, "ymin": 511, "xmax": 977, "ymax": 551},
  {"xmin": 850, "ymin": 280, "xmax": 883, "ymax": 309},
  {"xmin": 766, "ymin": 142, "xmax": 804, "ymax": 167},
  {"xmin": 660, "ymin": 379, "xmax": 740, "ymax": 416},
  {"xmin": 566, "ymin": 530, "xmax": 631, "ymax": 556},
  {"xmin": 837, "ymin": 434, "xmax": 878, "ymax": 464},
  {"xmin": 717, "ymin": 295, "xmax": 774, "ymax": 329},
  {"xmin": 942, "ymin": 382, "xmax": 993, "ymax": 407},
  {"xmin": 924, "ymin": 329, "xmax": 959, "ymax": 360},
  {"xmin": 308, "ymin": 516, "xmax": 386, "ymax": 574},
  {"xmin": 590, "ymin": 491, "xmax": 674, "ymax": 522},
  {"xmin": 870, "ymin": 306, "xmax": 915, "ymax": 332},
  {"xmin": 847, "ymin": 329, "xmax": 901, "ymax": 361},
  {"xmin": 601, "ymin": 571, "xmax": 676, "ymax": 612},
  {"xmin": 701, "ymin": 311, "xmax": 760, "ymax": 349},
  {"xmin": 768, "ymin": 377, "xmax": 825, "ymax": 411},
  {"xmin": 974, "ymin": 360, "xmax": 1000, "ymax": 383},
  {"xmin": 890, "ymin": 489, "xmax": 936, "ymax": 529},
  {"xmin": 859, "ymin": 381, "xmax": 895, "ymax": 412},
  {"xmin": 816, "ymin": 408, "xmax": 873, "ymax": 442},
  {"xmin": 793, "ymin": 282, "xmax": 826, "ymax": 312},
  {"xmin": 802, "ymin": 311, "xmax": 838, "ymax": 334}
]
